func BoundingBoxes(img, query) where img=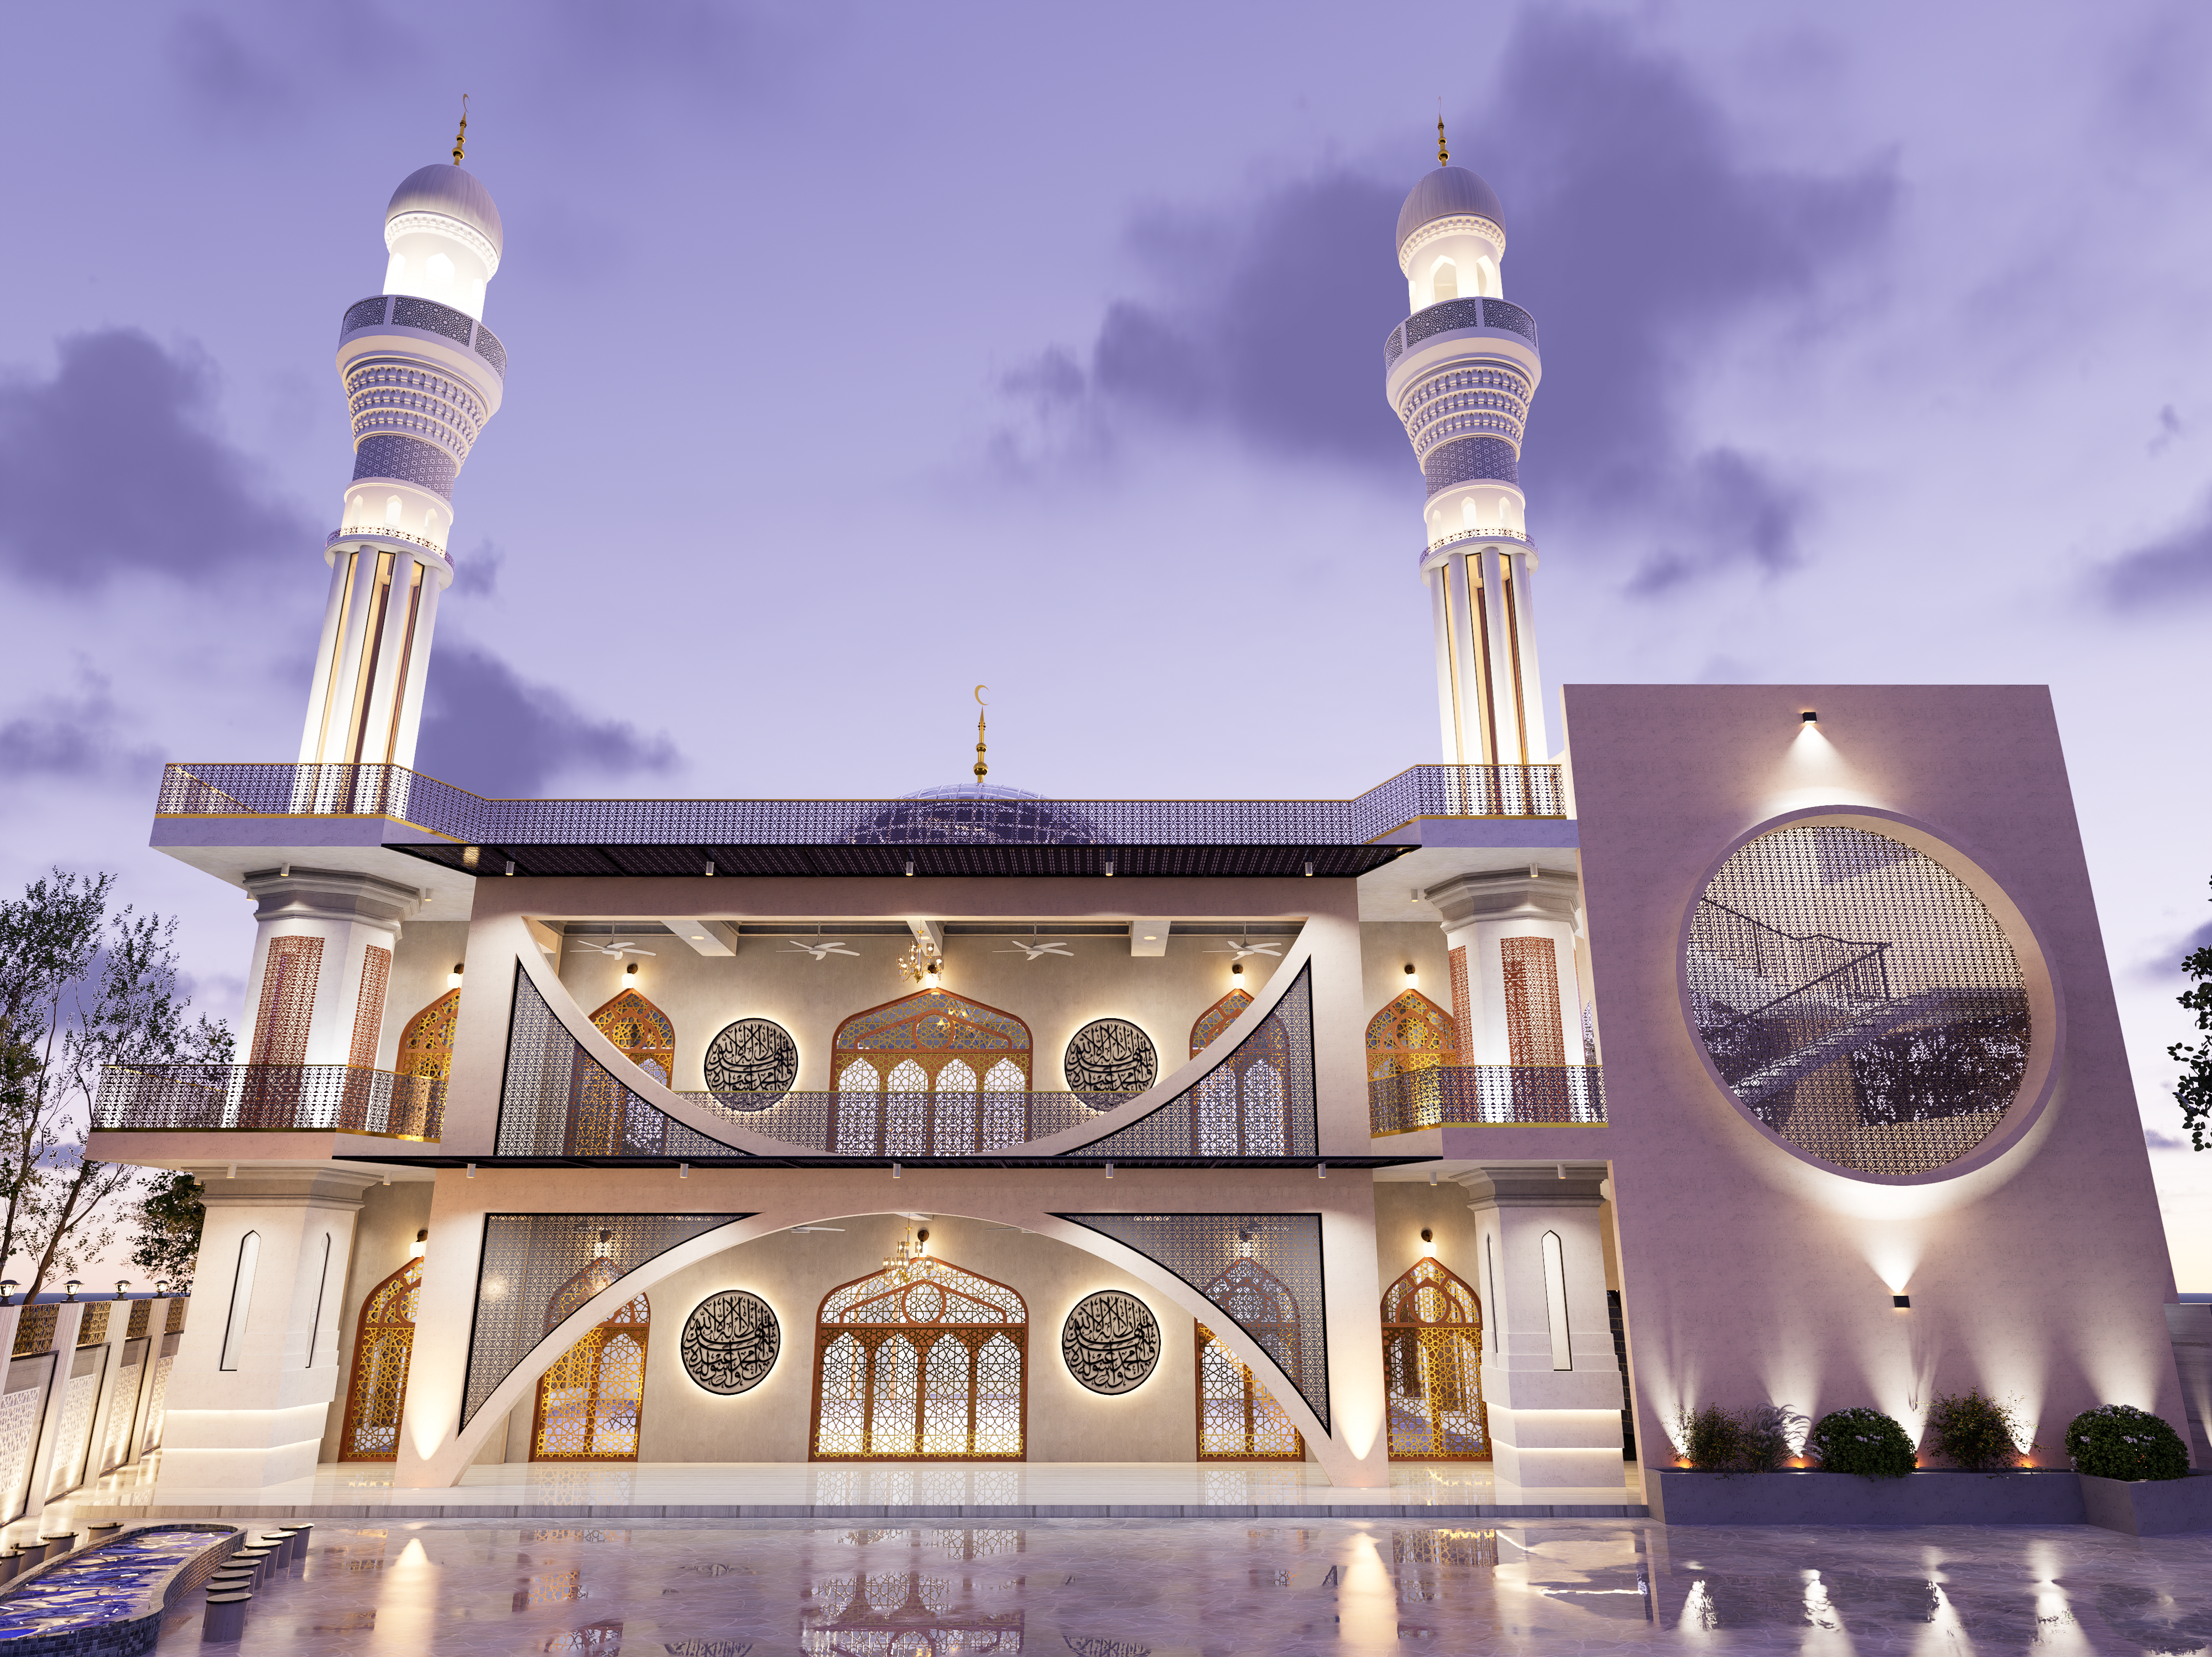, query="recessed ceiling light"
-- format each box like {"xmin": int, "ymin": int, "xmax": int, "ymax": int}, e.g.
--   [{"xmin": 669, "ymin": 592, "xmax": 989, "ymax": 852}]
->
[{"xmin": 1142, "ymin": 935, "xmax": 1157, "ymax": 941}]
